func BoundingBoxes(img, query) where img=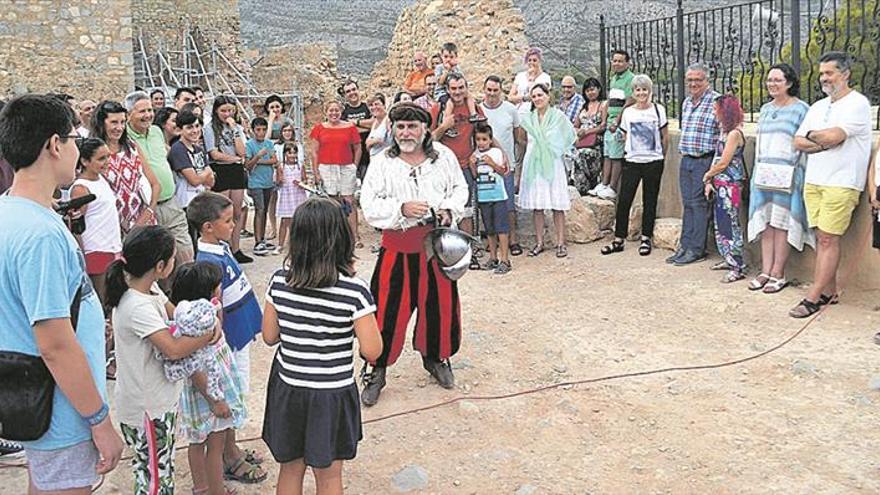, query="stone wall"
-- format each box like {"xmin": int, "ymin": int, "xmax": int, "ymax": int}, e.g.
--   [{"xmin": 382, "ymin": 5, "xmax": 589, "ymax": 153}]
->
[
  {"xmin": 370, "ymin": 0, "xmax": 530, "ymax": 96},
  {"xmin": 0, "ymin": 0, "xmax": 134, "ymax": 100}
]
